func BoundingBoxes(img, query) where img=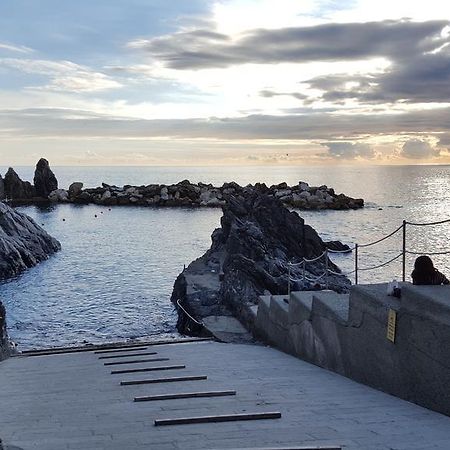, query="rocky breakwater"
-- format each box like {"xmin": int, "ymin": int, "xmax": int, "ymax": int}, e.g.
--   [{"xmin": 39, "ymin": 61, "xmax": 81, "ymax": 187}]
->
[
  {"xmin": 51, "ymin": 179, "xmax": 363, "ymax": 210},
  {"xmin": 0, "ymin": 202, "xmax": 61, "ymax": 359},
  {"xmin": 171, "ymin": 190, "xmax": 351, "ymax": 336}
]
